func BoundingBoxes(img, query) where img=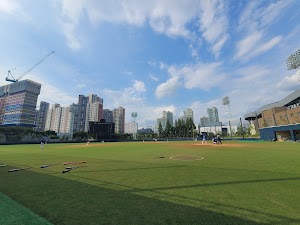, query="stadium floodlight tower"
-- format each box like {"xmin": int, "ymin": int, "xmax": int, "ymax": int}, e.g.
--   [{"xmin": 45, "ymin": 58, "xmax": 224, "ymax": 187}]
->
[
  {"xmin": 222, "ymin": 96, "xmax": 232, "ymax": 138},
  {"xmin": 131, "ymin": 112, "xmax": 138, "ymax": 139},
  {"xmin": 286, "ymin": 49, "xmax": 300, "ymax": 80}
]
